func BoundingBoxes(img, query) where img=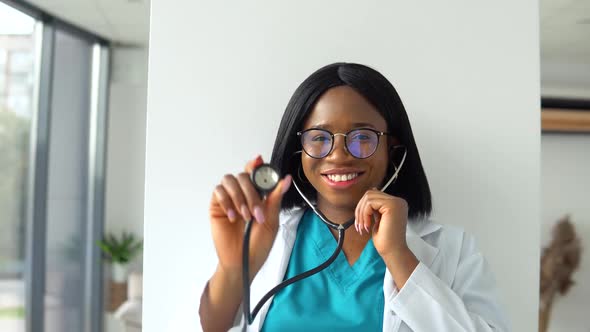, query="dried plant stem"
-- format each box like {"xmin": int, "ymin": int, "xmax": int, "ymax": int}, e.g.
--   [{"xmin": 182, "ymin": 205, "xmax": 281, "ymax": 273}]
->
[{"xmin": 539, "ymin": 288, "xmax": 555, "ymax": 332}]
